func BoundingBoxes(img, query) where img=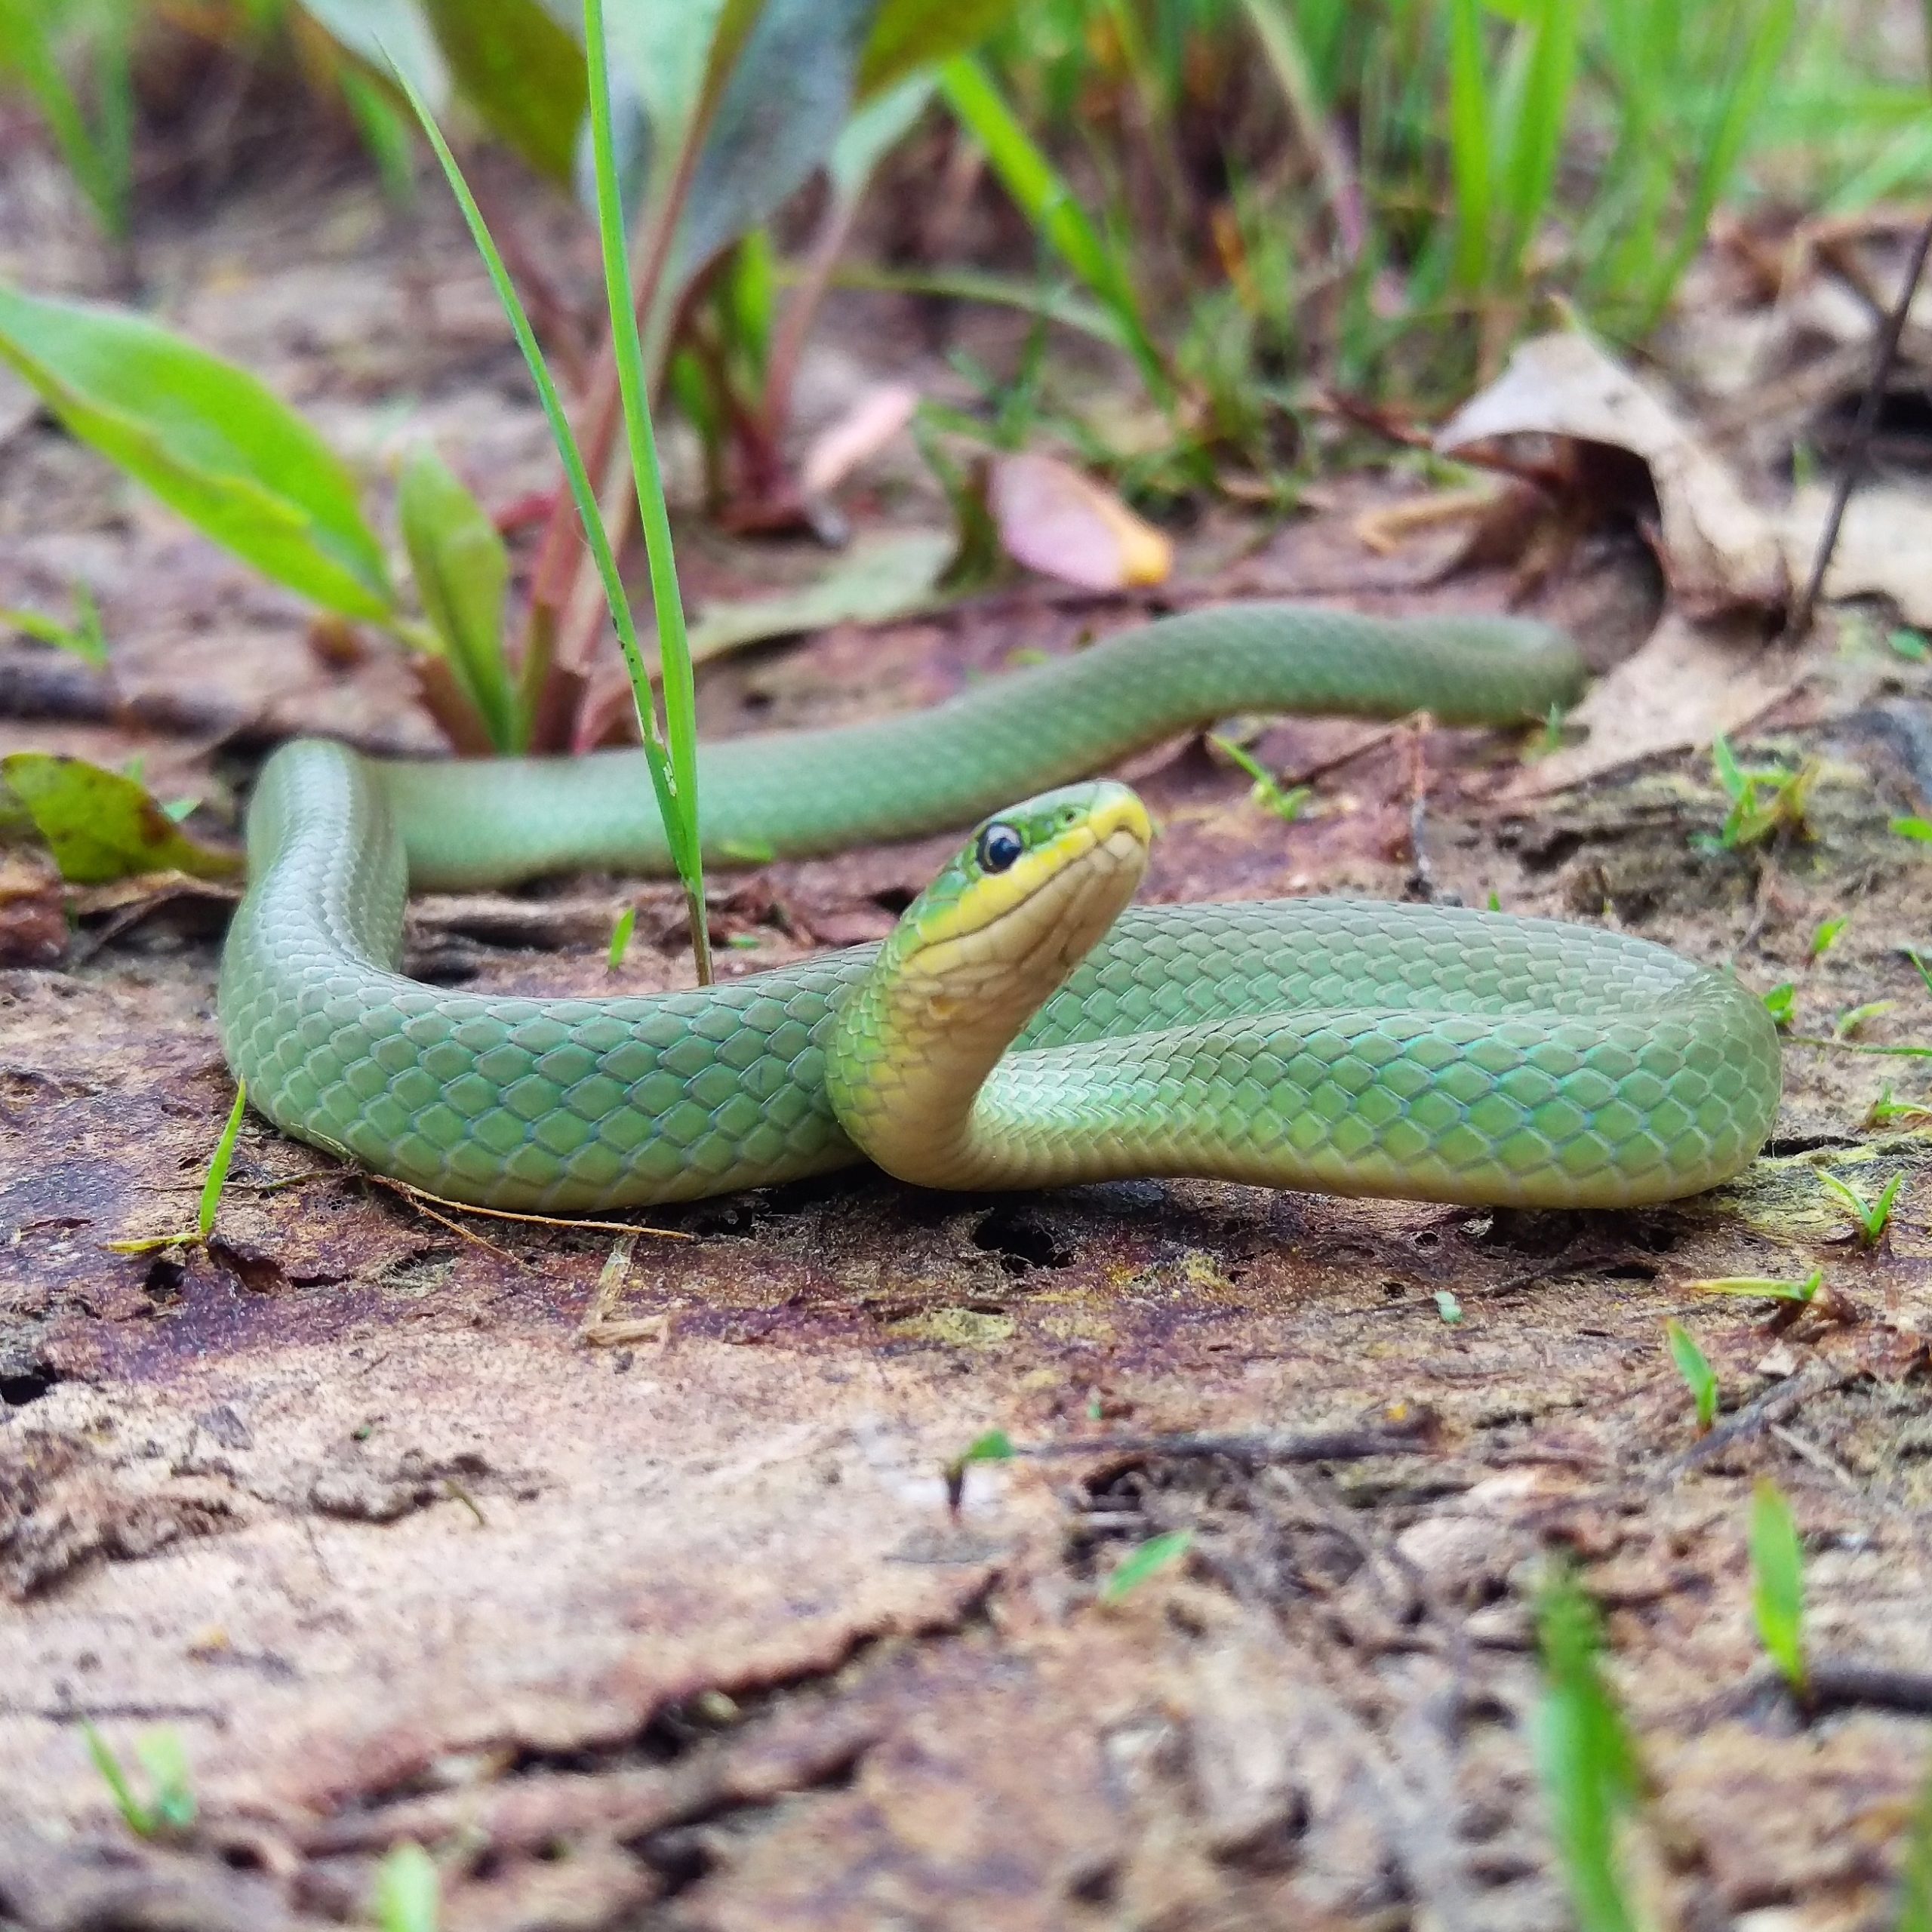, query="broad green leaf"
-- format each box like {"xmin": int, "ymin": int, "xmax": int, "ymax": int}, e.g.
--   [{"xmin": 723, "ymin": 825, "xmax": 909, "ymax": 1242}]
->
[
  {"xmin": 1, "ymin": 752, "xmax": 239, "ymax": 885},
  {"xmin": 857, "ymin": 0, "xmax": 1018, "ymax": 98},
  {"xmin": 295, "ymin": 0, "xmax": 448, "ymax": 109},
  {"xmin": 672, "ymin": 0, "xmax": 879, "ymax": 289},
  {"xmin": 398, "ymin": 445, "xmax": 519, "ymax": 751},
  {"xmin": 0, "ymin": 286, "xmax": 392, "ymax": 620},
  {"xmin": 420, "ymin": 0, "xmax": 585, "ymax": 184}
]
